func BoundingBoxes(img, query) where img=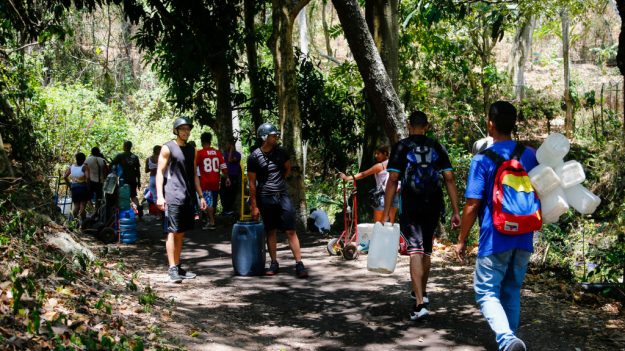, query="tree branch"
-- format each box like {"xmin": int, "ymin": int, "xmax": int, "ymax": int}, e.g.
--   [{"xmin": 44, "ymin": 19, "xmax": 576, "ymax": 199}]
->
[{"xmin": 0, "ymin": 42, "xmax": 40, "ymax": 55}]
